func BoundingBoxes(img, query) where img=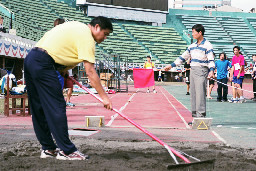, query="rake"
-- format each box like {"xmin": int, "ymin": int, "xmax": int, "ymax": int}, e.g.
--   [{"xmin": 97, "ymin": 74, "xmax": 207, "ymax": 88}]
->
[{"xmin": 70, "ymin": 77, "xmax": 215, "ymax": 169}]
